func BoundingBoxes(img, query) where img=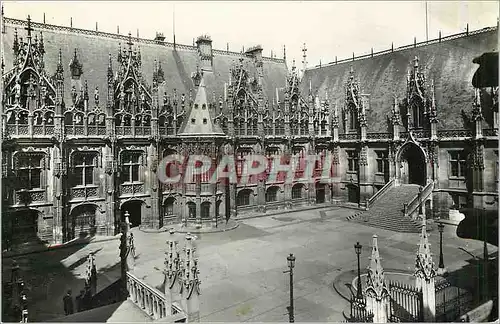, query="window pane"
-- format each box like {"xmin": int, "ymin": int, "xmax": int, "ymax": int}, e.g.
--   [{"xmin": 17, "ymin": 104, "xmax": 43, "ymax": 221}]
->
[
  {"xmin": 459, "ymin": 161, "xmax": 466, "ymax": 177},
  {"xmin": 122, "ymin": 167, "xmax": 130, "ymax": 182},
  {"xmin": 75, "ymin": 167, "xmax": 84, "ymax": 185},
  {"xmin": 85, "ymin": 155, "xmax": 94, "ymax": 165},
  {"xmin": 451, "ymin": 162, "xmax": 458, "ymax": 177},
  {"xmin": 31, "ymin": 169, "xmax": 41, "ymax": 189},
  {"xmin": 377, "ymin": 160, "xmax": 383, "ymax": 173},
  {"xmin": 18, "ymin": 170, "xmax": 30, "ymax": 189},
  {"xmin": 132, "ymin": 165, "xmax": 139, "ymax": 182},
  {"xmin": 74, "ymin": 155, "xmax": 84, "ymax": 166},
  {"xmin": 85, "ymin": 167, "xmax": 94, "ymax": 185}
]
